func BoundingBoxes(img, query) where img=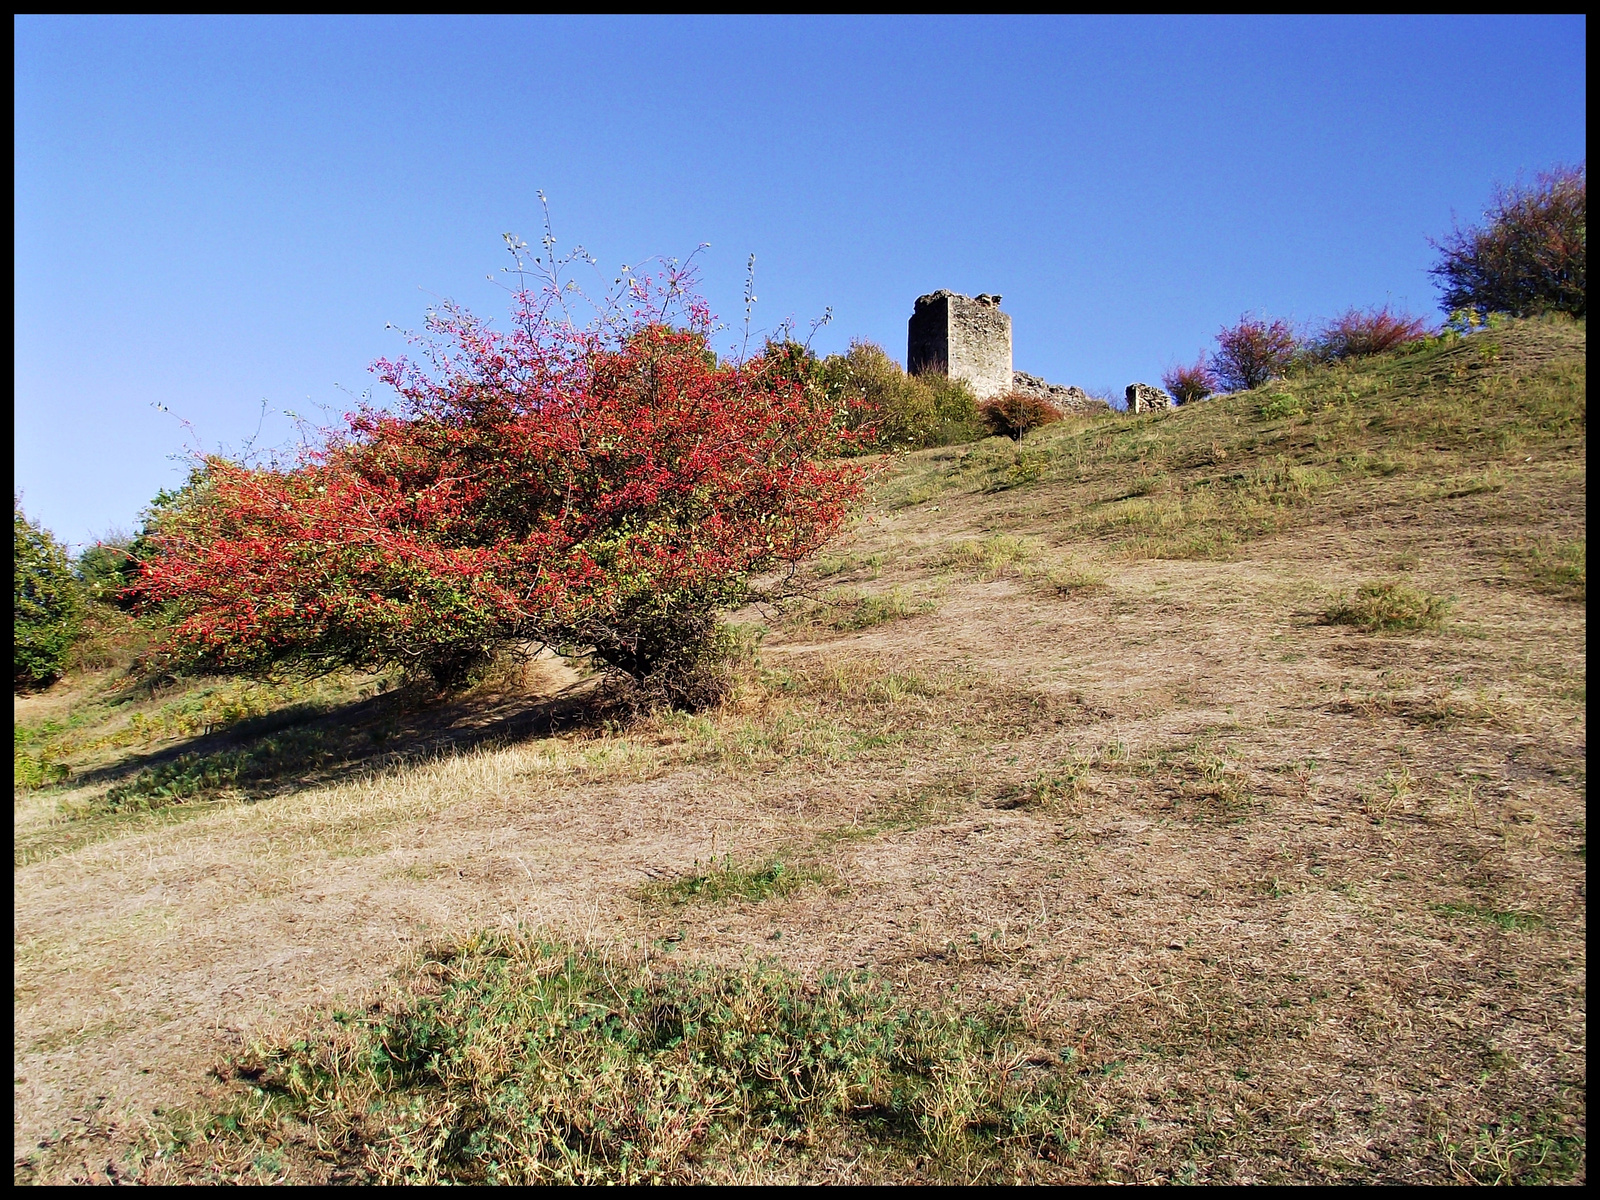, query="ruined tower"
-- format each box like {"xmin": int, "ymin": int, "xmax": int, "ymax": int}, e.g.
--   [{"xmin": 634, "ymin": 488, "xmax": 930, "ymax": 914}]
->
[{"xmin": 907, "ymin": 290, "xmax": 1013, "ymax": 400}]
